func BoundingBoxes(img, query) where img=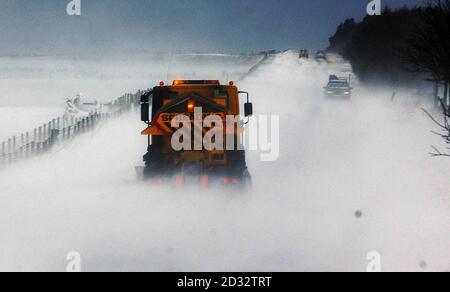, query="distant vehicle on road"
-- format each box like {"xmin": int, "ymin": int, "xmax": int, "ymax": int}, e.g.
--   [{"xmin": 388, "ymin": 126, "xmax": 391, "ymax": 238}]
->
[
  {"xmin": 324, "ymin": 75, "xmax": 353, "ymax": 98},
  {"xmin": 299, "ymin": 48, "xmax": 309, "ymax": 59},
  {"xmin": 315, "ymin": 50, "xmax": 327, "ymax": 61}
]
